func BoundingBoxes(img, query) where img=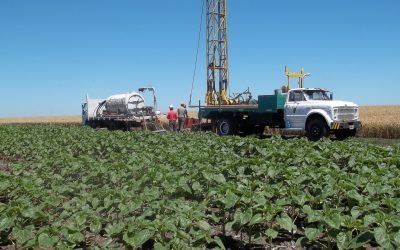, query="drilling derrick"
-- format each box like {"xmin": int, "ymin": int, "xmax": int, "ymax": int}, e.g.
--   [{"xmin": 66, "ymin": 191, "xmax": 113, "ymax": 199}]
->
[{"xmin": 206, "ymin": 0, "xmax": 230, "ymax": 105}]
